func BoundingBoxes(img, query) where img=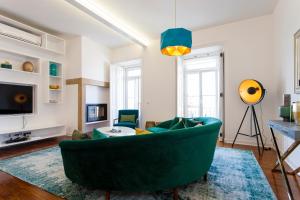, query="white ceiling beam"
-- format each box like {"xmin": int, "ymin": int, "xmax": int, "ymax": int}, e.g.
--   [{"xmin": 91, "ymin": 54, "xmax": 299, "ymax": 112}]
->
[{"xmin": 65, "ymin": 0, "xmax": 150, "ymax": 47}]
